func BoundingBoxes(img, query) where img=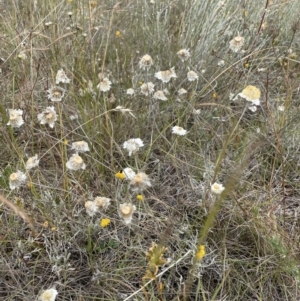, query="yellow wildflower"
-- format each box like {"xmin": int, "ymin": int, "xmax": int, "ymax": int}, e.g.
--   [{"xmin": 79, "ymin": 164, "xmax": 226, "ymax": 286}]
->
[
  {"xmin": 196, "ymin": 245, "xmax": 206, "ymax": 260},
  {"xmin": 137, "ymin": 194, "xmax": 144, "ymax": 201},
  {"xmin": 115, "ymin": 30, "xmax": 121, "ymax": 38},
  {"xmin": 115, "ymin": 171, "xmax": 126, "ymax": 180},
  {"xmin": 100, "ymin": 218, "xmax": 111, "ymax": 228}
]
